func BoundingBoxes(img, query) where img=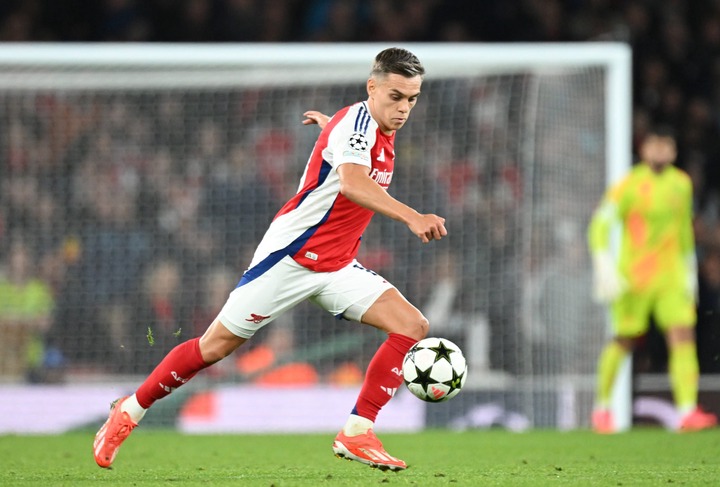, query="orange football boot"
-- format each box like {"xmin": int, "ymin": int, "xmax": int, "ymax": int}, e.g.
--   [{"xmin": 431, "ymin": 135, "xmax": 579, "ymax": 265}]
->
[
  {"xmin": 332, "ymin": 429, "xmax": 407, "ymax": 471},
  {"xmin": 591, "ymin": 409, "xmax": 614, "ymax": 434},
  {"xmin": 679, "ymin": 408, "xmax": 717, "ymax": 432},
  {"xmin": 93, "ymin": 396, "xmax": 137, "ymax": 468}
]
